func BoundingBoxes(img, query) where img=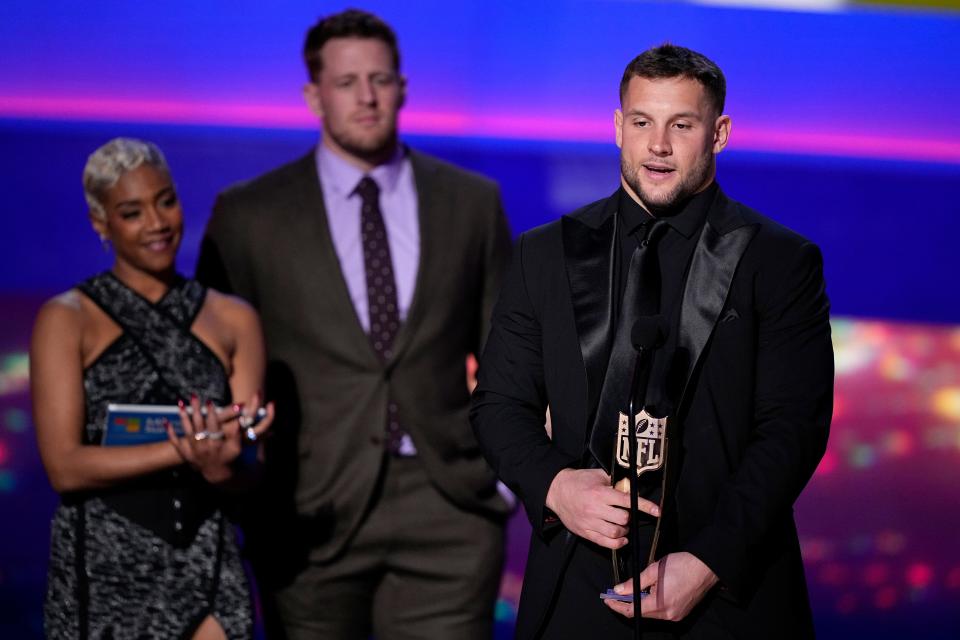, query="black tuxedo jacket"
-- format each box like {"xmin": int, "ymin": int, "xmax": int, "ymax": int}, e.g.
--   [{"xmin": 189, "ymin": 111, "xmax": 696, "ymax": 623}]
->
[
  {"xmin": 196, "ymin": 148, "xmax": 512, "ymax": 569},
  {"xmin": 471, "ymin": 186, "xmax": 833, "ymax": 638}
]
